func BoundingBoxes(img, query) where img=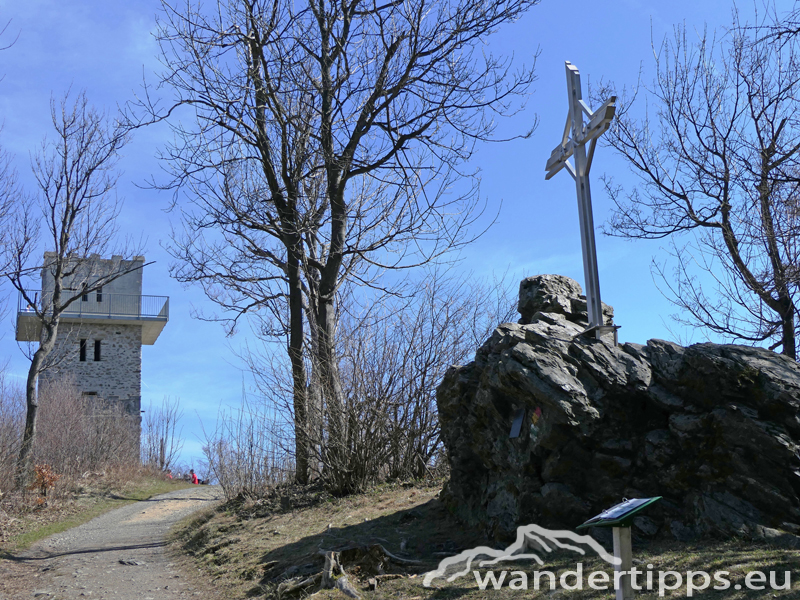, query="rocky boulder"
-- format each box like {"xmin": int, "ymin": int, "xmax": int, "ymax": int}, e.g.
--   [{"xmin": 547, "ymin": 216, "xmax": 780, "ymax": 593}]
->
[
  {"xmin": 437, "ymin": 275, "xmax": 800, "ymax": 544},
  {"xmin": 517, "ymin": 273, "xmax": 614, "ymax": 327}
]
